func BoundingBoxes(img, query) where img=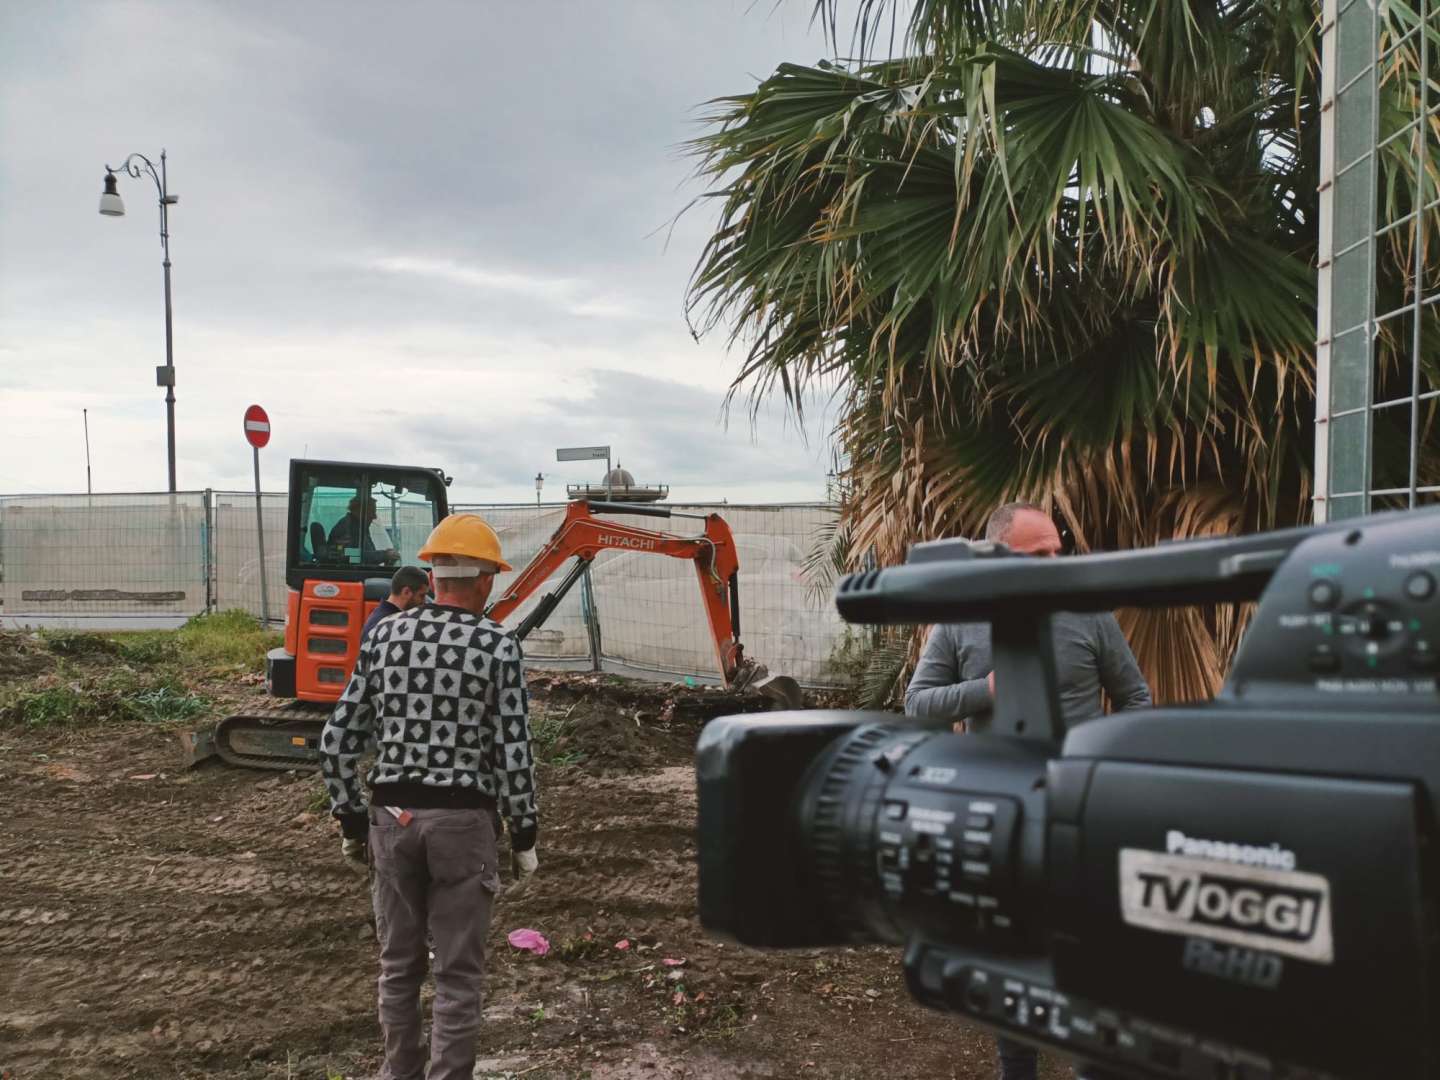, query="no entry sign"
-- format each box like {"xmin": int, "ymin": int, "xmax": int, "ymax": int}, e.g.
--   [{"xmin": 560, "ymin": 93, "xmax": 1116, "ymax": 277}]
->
[
  {"xmin": 244, "ymin": 403, "xmax": 273, "ymax": 624},
  {"xmin": 244, "ymin": 404, "xmax": 271, "ymax": 449}
]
